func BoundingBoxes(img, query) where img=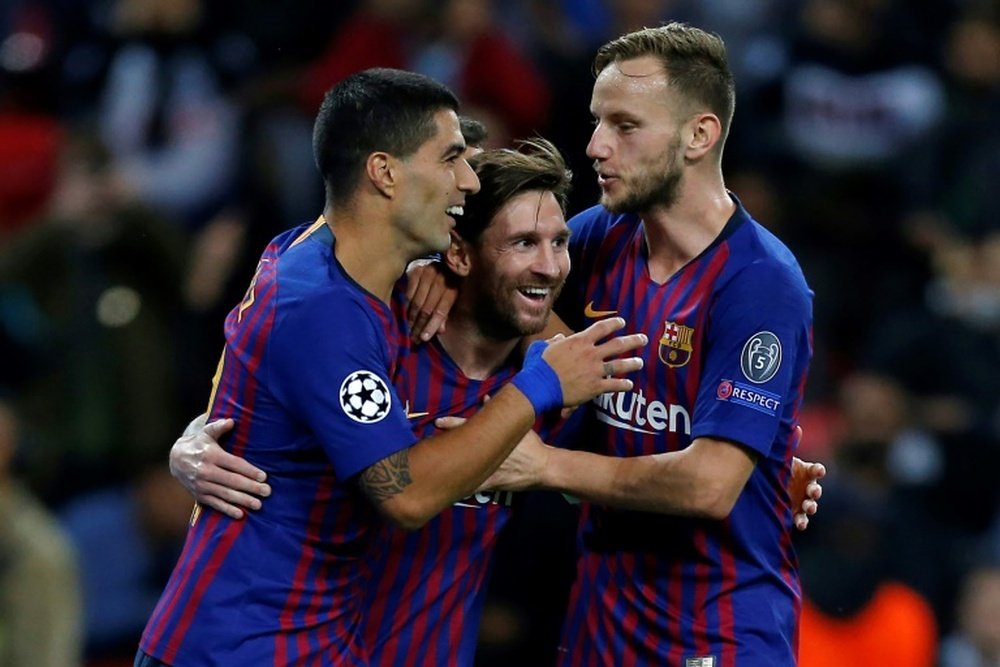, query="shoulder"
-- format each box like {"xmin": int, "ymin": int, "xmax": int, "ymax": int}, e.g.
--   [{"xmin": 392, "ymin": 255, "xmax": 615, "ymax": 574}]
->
[
  {"xmin": 568, "ymin": 205, "xmax": 635, "ymax": 233},
  {"xmin": 567, "ymin": 206, "xmax": 641, "ymax": 252},
  {"xmin": 724, "ymin": 220, "xmax": 811, "ymax": 297}
]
